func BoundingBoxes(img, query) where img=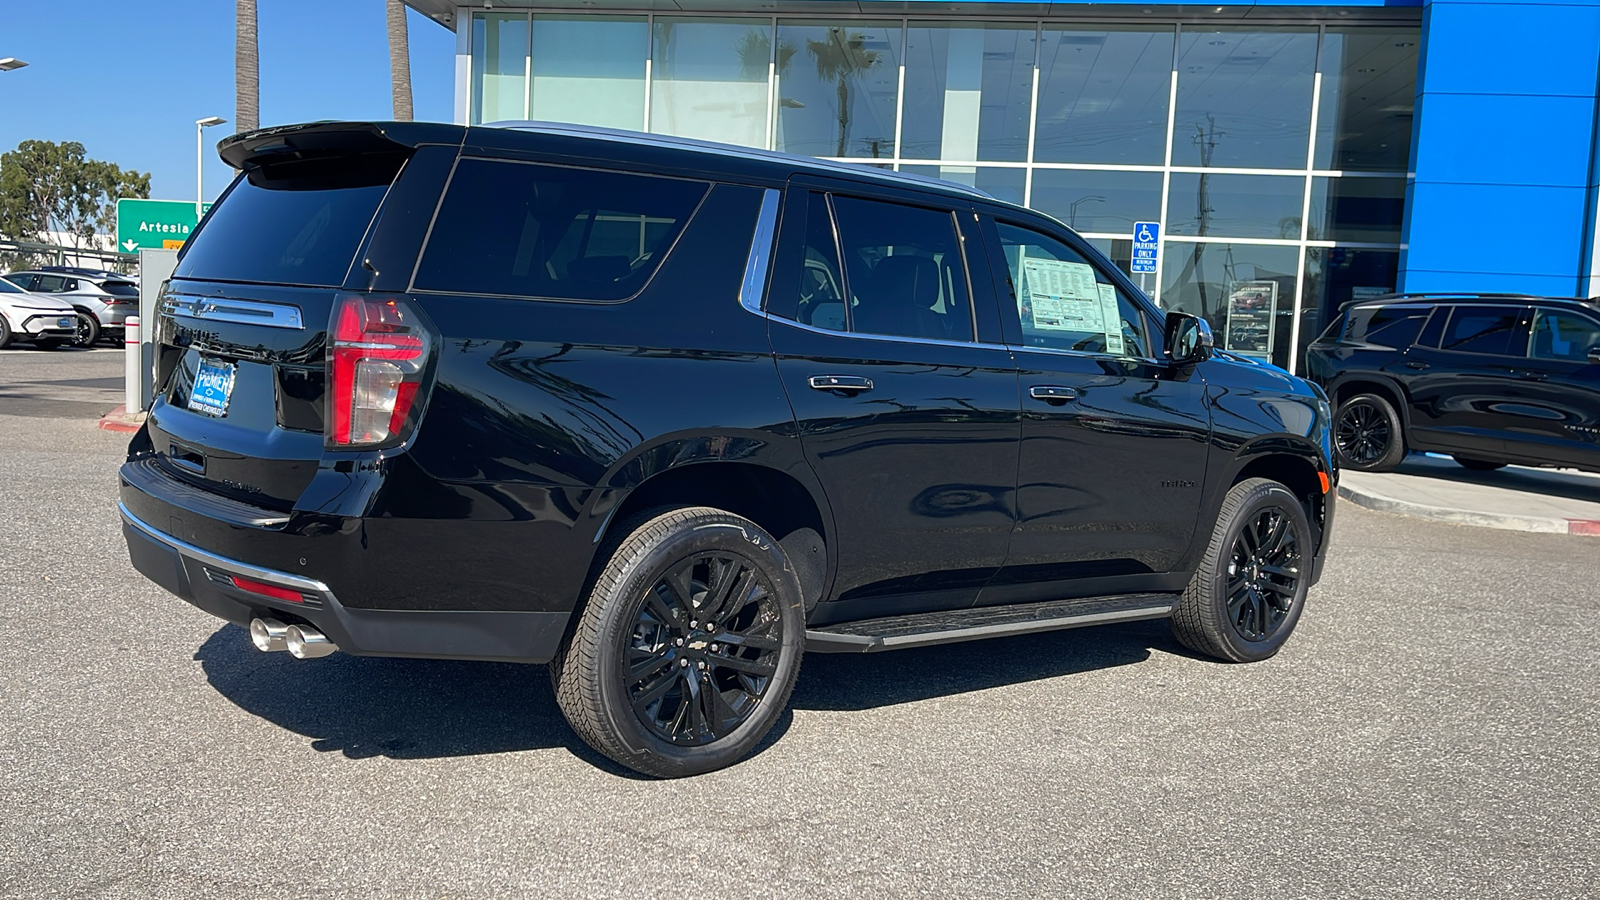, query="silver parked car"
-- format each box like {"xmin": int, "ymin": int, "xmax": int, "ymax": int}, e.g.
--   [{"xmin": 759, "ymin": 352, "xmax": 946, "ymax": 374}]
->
[
  {"xmin": 0, "ymin": 276, "xmax": 76, "ymax": 350},
  {"xmin": 4, "ymin": 270, "xmax": 139, "ymax": 347}
]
